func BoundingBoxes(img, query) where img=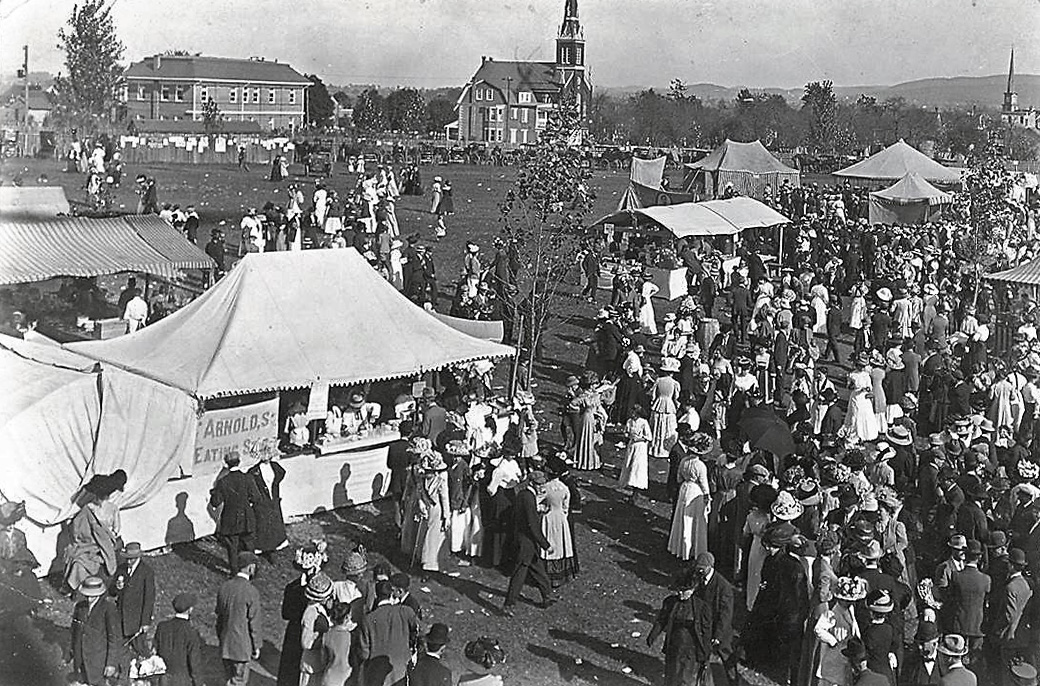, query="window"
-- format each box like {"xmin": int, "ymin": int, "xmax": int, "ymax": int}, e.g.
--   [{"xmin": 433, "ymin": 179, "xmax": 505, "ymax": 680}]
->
[
  {"xmin": 136, "ymin": 85, "xmax": 146, "ymax": 101},
  {"xmin": 175, "ymin": 85, "xmax": 186, "ymax": 102},
  {"xmin": 251, "ymin": 88, "xmax": 259, "ymax": 103},
  {"xmin": 510, "ymin": 107, "xmax": 518, "ymax": 120},
  {"xmin": 288, "ymin": 89, "xmax": 296, "ymax": 105},
  {"xmin": 474, "ymin": 87, "xmax": 482, "ymax": 102},
  {"xmin": 521, "ymin": 108, "xmax": 529, "ymax": 124},
  {"xmin": 160, "ymin": 85, "xmax": 171, "ymax": 101},
  {"xmin": 119, "ymin": 86, "xmax": 128, "ymax": 101},
  {"xmin": 536, "ymin": 110, "xmax": 548, "ymax": 128},
  {"xmin": 518, "ymin": 91, "xmax": 533, "ymax": 104},
  {"xmin": 486, "ymin": 107, "xmax": 497, "ymax": 123},
  {"xmin": 229, "ymin": 87, "xmax": 238, "ymax": 104},
  {"xmin": 198, "ymin": 86, "xmax": 208, "ymax": 102},
  {"xmin": 268, "ymin": 89, "xmax": 276, "ymax": 104}
]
